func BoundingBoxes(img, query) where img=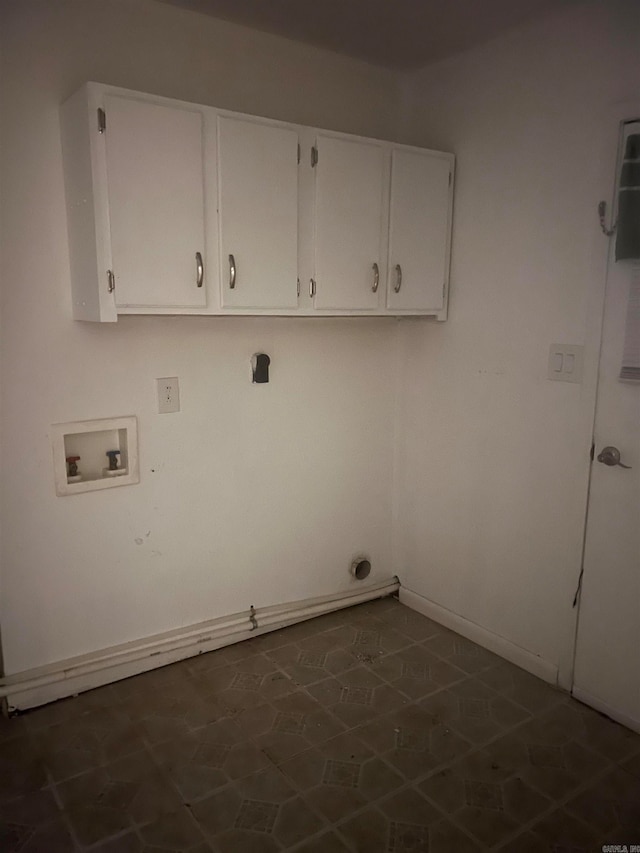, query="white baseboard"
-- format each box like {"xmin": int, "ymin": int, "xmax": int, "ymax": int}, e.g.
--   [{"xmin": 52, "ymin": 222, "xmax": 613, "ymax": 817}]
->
[
  {"xmin": 1, "ymin": 577, "xmax": 399, "ymax": 712},
  {"xmin": 571, "ymin": 686, "xmax": 640, "ymax": 735},
  {"xmin": 399, "ymin": 587, "xmax": 559, "ymax": 685}
]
